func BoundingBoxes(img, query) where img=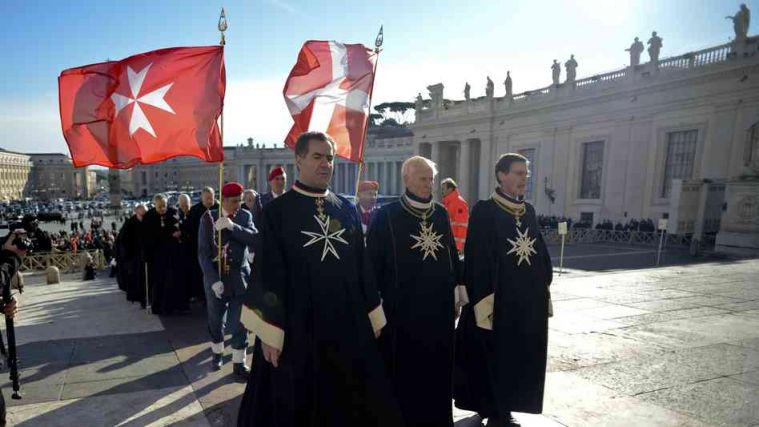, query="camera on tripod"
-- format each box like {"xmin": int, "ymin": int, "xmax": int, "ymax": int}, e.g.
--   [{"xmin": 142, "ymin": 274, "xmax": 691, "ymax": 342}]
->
[{"xmin": 1, "ymin": 227, "xmax": 34, "ymax": 252}]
